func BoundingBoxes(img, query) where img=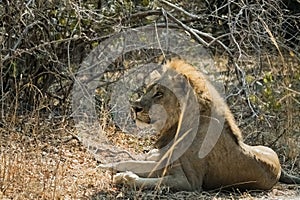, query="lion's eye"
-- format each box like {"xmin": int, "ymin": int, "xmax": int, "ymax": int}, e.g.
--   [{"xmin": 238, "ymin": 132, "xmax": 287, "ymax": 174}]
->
[{"xmin": 153, "ymin": 91, "xmax": 163, "ymax": 98}]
